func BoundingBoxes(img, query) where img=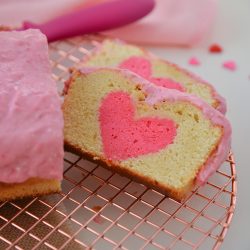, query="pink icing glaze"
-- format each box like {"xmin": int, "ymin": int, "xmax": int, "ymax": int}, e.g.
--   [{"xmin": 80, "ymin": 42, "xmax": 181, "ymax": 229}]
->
[
  {"xmin": 79, "ymin": 67, "xmax": 231, "ymax": 185},
  {"xmin": 119, "ymin": 56, "xmax": 185, "ymax": 92},
  {"xmin": 149, "ymin": 77, "xmax": 185, "ymax": 92},
  {"xmin": 0, "ymin": 29, "xmax": 64, "ymax": 183},
  {"xmin": 99, "ymin": 92, "xmax": 177, "ymax": 160}
]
